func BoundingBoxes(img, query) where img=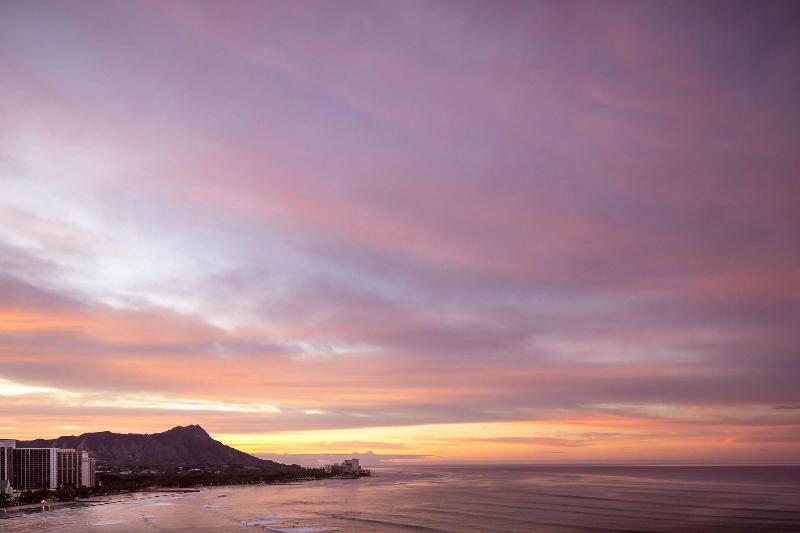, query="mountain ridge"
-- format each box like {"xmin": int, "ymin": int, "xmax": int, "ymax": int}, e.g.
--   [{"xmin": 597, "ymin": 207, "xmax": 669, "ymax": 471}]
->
[{"xmin": 17, "ymin": 424, "xmax": 277, "ymax": 467}]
